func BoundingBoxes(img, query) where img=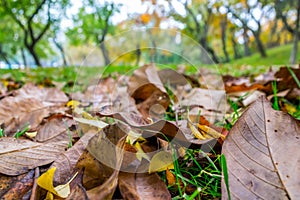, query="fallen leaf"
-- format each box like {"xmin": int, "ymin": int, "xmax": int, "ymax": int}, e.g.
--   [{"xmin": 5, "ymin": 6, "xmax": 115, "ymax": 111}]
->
[
  {"xmin": 15, "ymin": 83, "xmax": 69, "ymax": 106},
  {"xmin": 37, "ymin": 167, "xmax": 76, "ymax": 198},
  {"xmin": 0, "ymin": 96, "xmax": 49, "ymax": 136},
  {"xmin": 0, "ymin": 169, "xmax": 34, "ymax": 199},
  {"xmin": 85, "ymin": 124, "xmax": 125, "ymax": 199},
  {"xmin": 0, "ymin": 138, "xmax": 68, "ymax": 176},
  {"xmin": 149, "ymin": 151, "xmax": 174, "ymax": 173},
  {"xmin": 118, "ymin": 172, "xmax": 171, "ymax": 200},
  {"xmin": 36, "ymin": 116, "xmax": 74, "ymax": 143},
  {"xmin": 128, "ymin": 65, "xmax": 170, "ymax": 119},
  {"xmin": 221, "ymin": 96, "xmax": 300, "ymax": 199},
  {"xmin": 73, "ymin": 117, "xmax": 108, "ymax": 129},
  {"xmin": 166, "ymin": 168, "xmax": 176, "ymax": 186},
  {"xmin": 50, "ymin": 131, "xmax": 95, "ymax": 185}
]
